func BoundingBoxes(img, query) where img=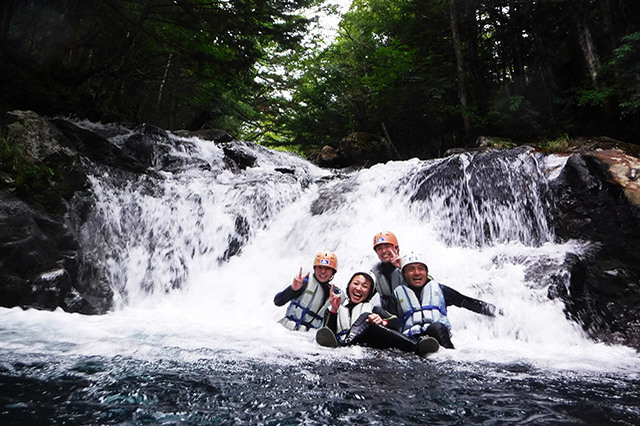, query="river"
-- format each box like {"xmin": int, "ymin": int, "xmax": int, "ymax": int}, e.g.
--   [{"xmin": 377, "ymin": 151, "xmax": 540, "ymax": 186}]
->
[{"xmin": 1, "ymin": 122, "xmax": 638, "ymax": 424}]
